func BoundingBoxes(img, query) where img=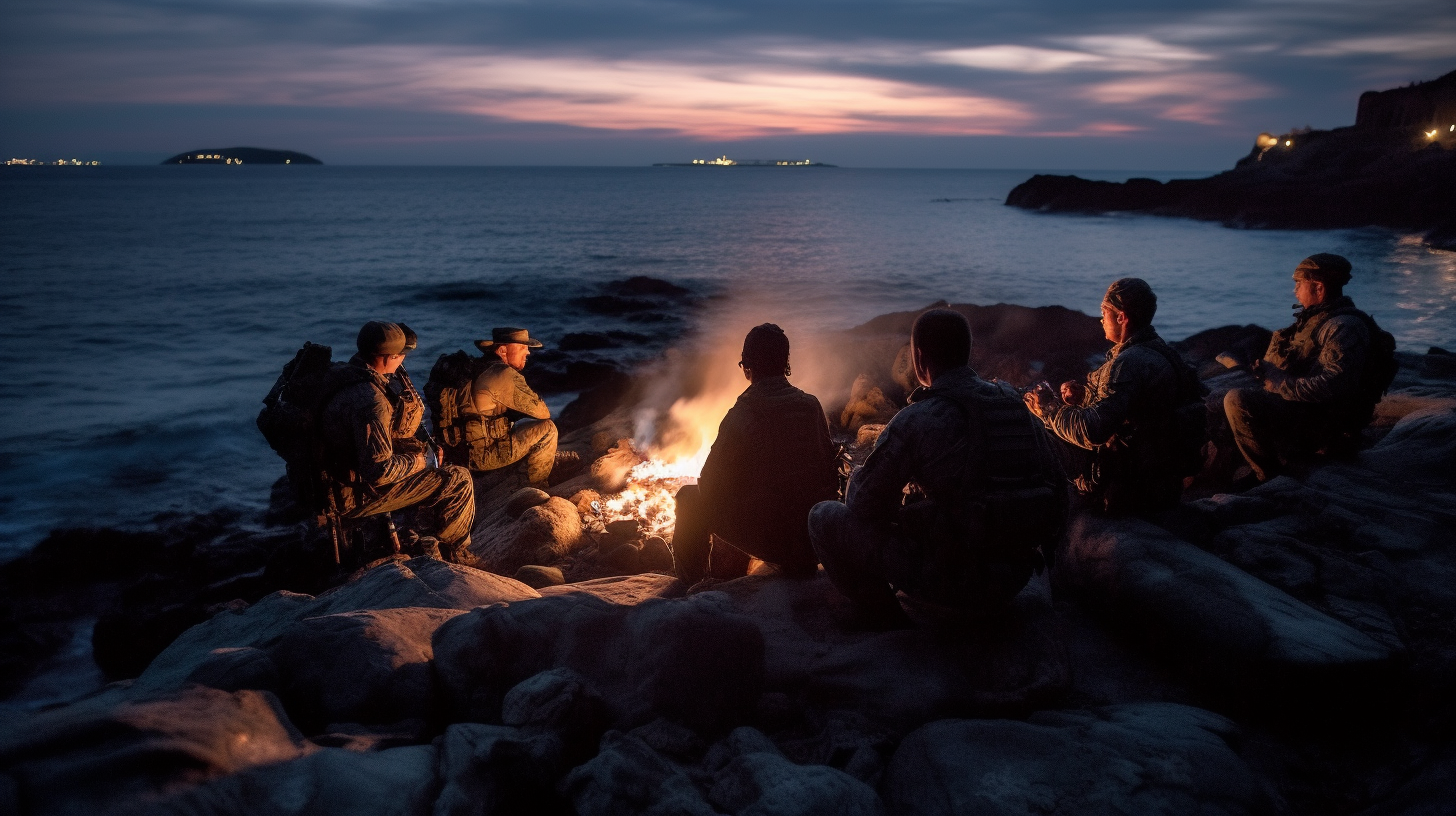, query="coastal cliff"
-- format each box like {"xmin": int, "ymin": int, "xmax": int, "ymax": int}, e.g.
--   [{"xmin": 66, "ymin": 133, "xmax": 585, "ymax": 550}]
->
[{"xmin": 1006, "ymin": 70, "xmax": 1456, "ymax": 249}]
